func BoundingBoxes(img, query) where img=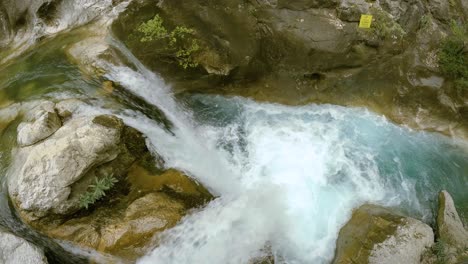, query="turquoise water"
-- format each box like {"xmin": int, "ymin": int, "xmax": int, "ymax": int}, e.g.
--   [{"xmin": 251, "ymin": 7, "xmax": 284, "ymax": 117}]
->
[{"xmin": 0, "ymin": 33, "xmax": 466, "ymax": 264}]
